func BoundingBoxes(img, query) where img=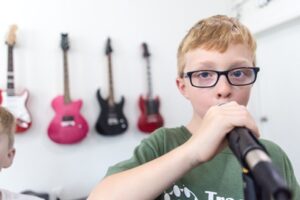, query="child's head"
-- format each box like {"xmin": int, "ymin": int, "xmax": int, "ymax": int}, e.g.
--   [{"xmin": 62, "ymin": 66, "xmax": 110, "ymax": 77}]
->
[
  {"xmin": 177, "ymin": 15, "xmax": 256, "ymax": 77},
  {"xmin": 0, "ymin": 106, "xmax": 16, "ymax": 170},
  {"xmin": 176, "ymin": 15, "xmax": 259, "ymax": 119}
]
